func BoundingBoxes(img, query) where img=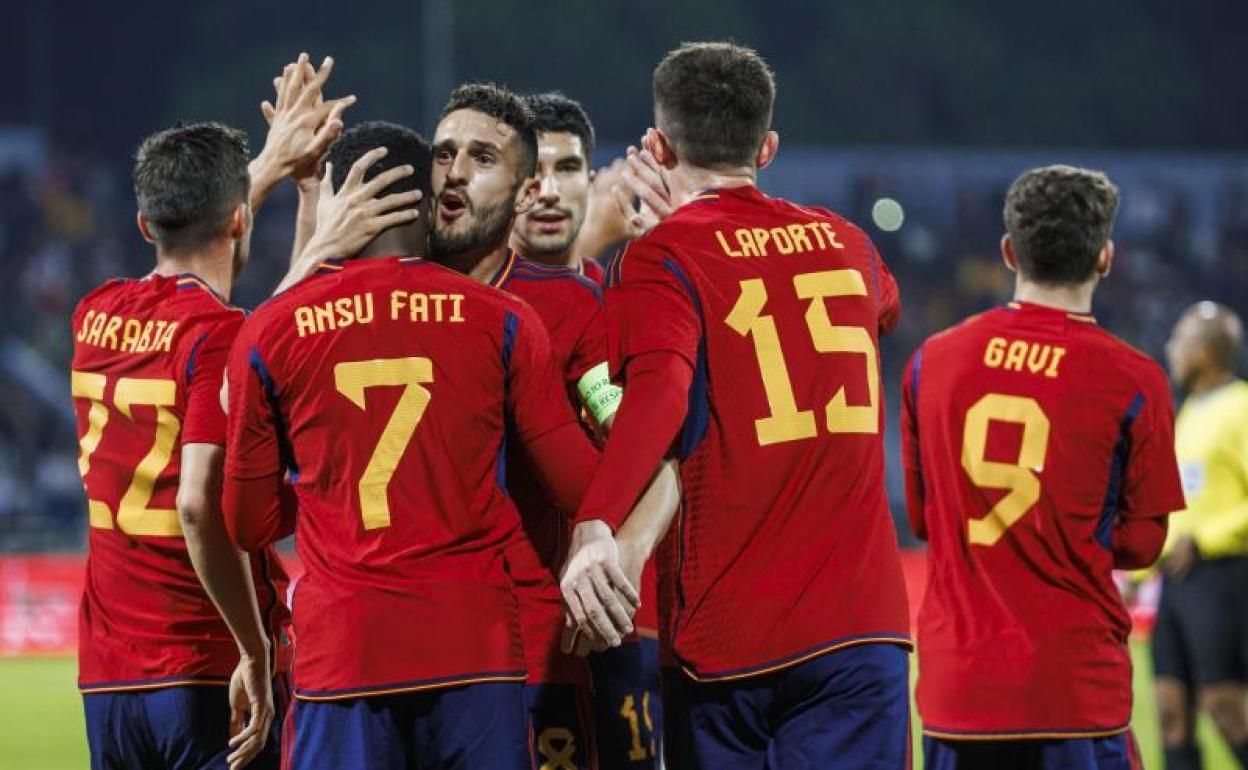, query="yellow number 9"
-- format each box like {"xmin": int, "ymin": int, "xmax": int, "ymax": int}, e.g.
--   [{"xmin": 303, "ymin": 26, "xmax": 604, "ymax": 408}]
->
[{"xmin": 961, "ymin": 393, "xmax": 1051, "ymax": 546}]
